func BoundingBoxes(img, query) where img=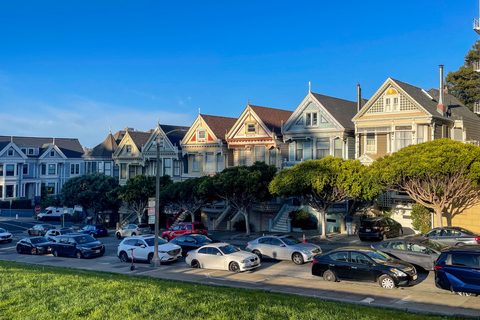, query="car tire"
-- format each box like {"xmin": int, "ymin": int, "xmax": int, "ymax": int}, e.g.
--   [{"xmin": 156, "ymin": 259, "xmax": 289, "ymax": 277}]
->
[
  {"xmin": 16, "ymin": 246, "xmax": 22, "ymax": 254},
  {"xmin": 229, "ymin": 261, "xmax": 241, "ymax": 273},
  {"xmin": 76, "ymin": 251, "xmax": 83, "ymax": 259},
  {"xmin": 359, "ymin": 237, "xmax": 366, "ymax": 241},
  {"xmin": 163, "ymin": 236, "xmax": 169, "ymax": 242},
  {"xmin": 454, "ymin": 242, "xmax": 465, "ymax": 247},
  {"xmin": 53, "ymin": 250, "xmax": 59, "ymax": 257},
  {"xmin": 119, "ymin": 251, "xmax": 129, "ymax": 263},
  {"xmin": 116, "ymin": 233, "xmax": 122, "ymax": 240},
  {"xmin": 90, "ymin": 232, "xmax": 95, "ymax": 236},
  {"xmin": 292, "ymin": 252, "xmax": 304, "ymax": 265},
  {"xmin": 323, "ymin": 270, "xmax": 337, "ymax": 282},
  {"xmin": 379, "ymin": 274, "xmax": 395, "ymax": 289},
  {"xmin": 147, "ymin": 253, "xmax": 154, "ymax": 264},
  {"xmin": 191, "ymin": 260, "xmax": 201, "ymax": 268},
  {"xmin": 382, "ymin": 233, "xmax": 388, "ymax": 241},
  {"xmin": 252, "ymin": 250, "xmax": 262, "ymax": 260},
  {"xmin": 131, "ymin": 232, "xmax": 136, "ymax": 236}
]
